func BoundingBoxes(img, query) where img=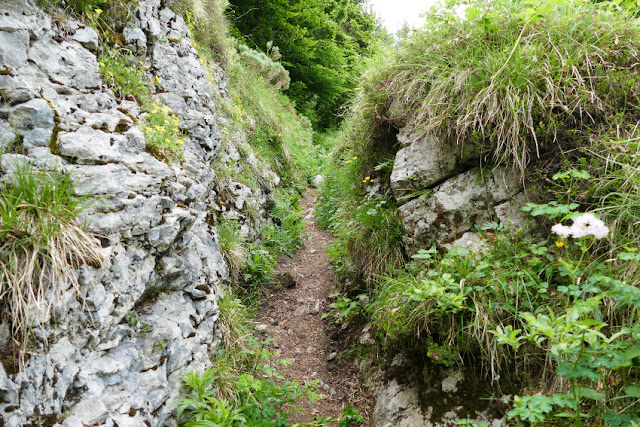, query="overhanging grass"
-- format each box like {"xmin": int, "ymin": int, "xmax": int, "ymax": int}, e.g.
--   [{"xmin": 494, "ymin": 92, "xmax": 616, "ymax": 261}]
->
[
  {"xmin": 0, "ymin": 164, "xmax": 103, "ymax": 356},
  {"xmin": 351, "ymin": 0, "xmax": 640, "ymax": 172}
]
